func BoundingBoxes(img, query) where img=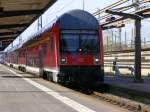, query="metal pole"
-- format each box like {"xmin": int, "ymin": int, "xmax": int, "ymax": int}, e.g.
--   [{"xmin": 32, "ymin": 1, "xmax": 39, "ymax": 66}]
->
[
  {"xmin": 134, "ymin": 19, "xmax": 142, "ymax": 82},
  {"xmin": 133, "ymin": 0, "xmax": 142, "ymax": 82},
  {"xmin": 115, "ymin": 32, "xmax": 117, "ymax": 46},
  {"xmin": 114, "ymin": 31, "xmax": 117, "ymax": 50},
  {"xmin": 144, "ymin": 37, "xmax": 146, "ymax": 47},
  {"xmin": 83, "ymin": 0, "xmax": 85, "ymax": 10},
  {"xmin": 132, "ymin": 27, "xmax": 134, "ymax": 48},
  {"xmin": 125, "ymin": 31, "xmax": 127, "ymax": 49},
  {"xmin": 134, "ymin": 0, "xmax": 140, "ymax": 10},
  {"xmin": 107, "ymin": 36, "xmax": 109, "ymax": 52},
  {"xmin": 97, "ymin": 8, "xmax": 101, "ymax": 22},
  {"xmin": 112, "ymin": 30, "xmax": 114, "ymax": 50},
  {"xmin": 119, "ymin": 28, "xmax": 122, "ymax": 48}
]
